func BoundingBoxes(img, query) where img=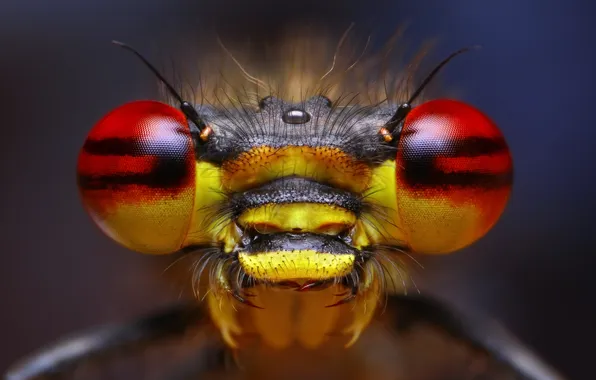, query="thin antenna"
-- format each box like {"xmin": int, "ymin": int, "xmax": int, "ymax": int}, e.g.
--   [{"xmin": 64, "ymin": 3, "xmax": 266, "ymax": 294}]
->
[
  {"xmin": 112, "ymin": 40, "xmax": 211, "ymax": 139},
  {"xmin": 384, "ymin": 45, "xmax": 480, "ymax": 135}
]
